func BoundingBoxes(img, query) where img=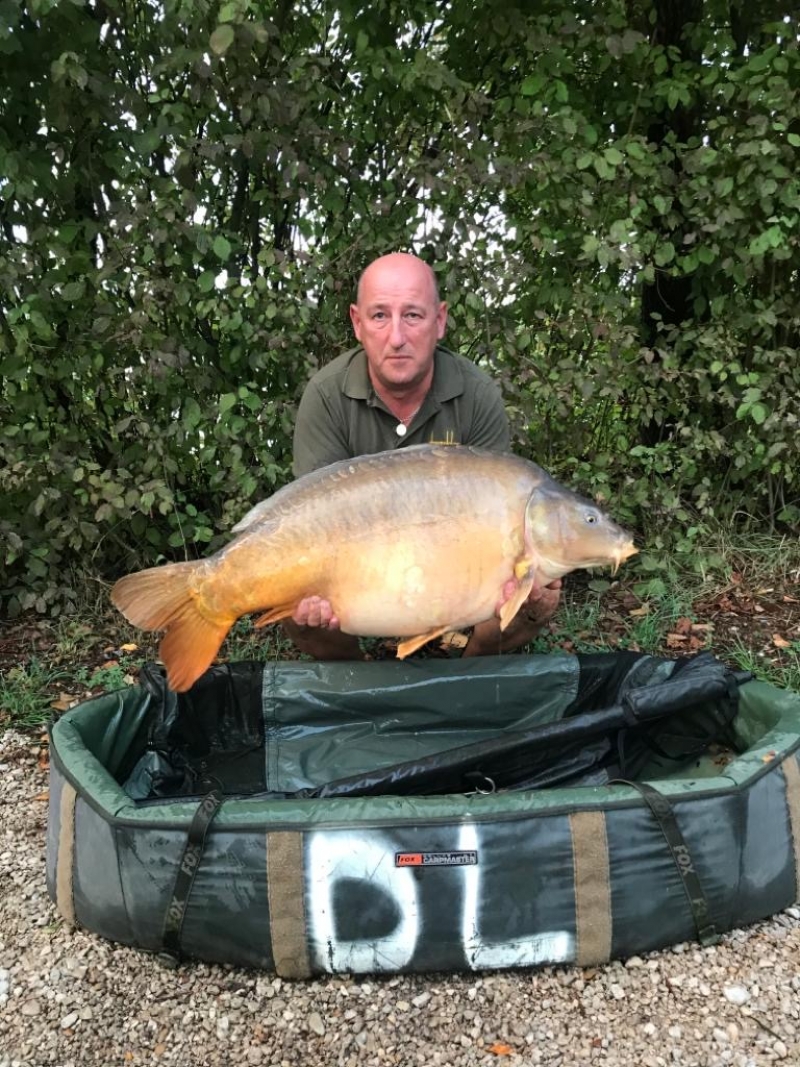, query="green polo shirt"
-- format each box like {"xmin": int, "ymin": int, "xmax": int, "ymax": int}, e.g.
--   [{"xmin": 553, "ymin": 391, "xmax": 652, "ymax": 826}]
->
[{"xmin": 292, "ymin": 345, "xmax": 511, "ymax": 477}]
